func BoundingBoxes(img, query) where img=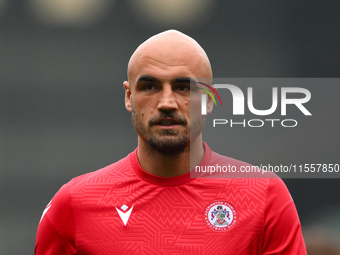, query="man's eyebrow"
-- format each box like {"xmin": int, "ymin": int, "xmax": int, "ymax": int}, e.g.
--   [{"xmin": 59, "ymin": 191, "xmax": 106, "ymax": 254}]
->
[
  {"xmin": 136, "ymin": 76, "xmax": 198, "ymax": 85},
  {"xmin": 172, "ymin": 77, "xmax": 192, "ymax": 84},
  {"xmin": 137, "ymin": 75, "xmax": 161, "ymax": 84}
]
